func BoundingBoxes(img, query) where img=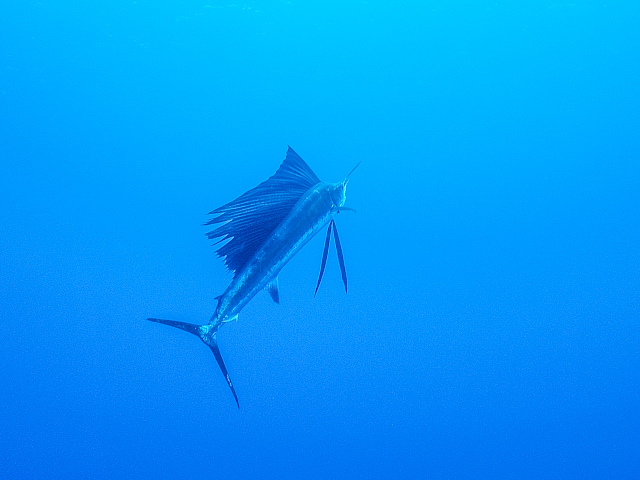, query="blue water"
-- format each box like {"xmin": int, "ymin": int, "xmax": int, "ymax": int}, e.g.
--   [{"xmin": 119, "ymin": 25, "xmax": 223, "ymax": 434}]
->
[{"xmin": 1, "ymin": 1, "xmax": 639, "ymax": 478}]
